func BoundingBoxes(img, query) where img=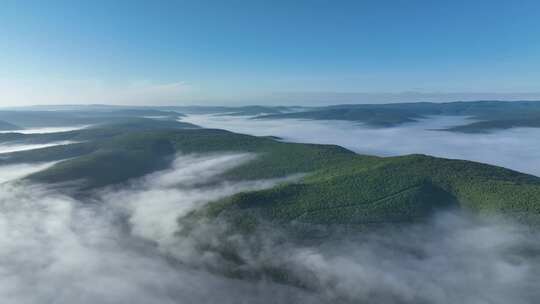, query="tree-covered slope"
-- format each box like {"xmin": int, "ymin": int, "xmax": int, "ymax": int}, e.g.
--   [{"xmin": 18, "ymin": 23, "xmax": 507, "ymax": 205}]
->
[
  {"xmin": 204, "ymin": 154, "xmax": 540, "ymax": 227},
  {"xmin": 24, "ymin": 128, "xmax": 356, "ymax": 189},
  {"xmin": 3, "ymin": 117, "xmax": 538, "ymax": 225},
  {"xmin": 0, "ymin": 119, "xmax": 200, "ymax": 188},
  {"xmin": 29, "ymin": 136, "xmax": 176, "ymax": 189}
]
